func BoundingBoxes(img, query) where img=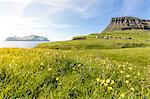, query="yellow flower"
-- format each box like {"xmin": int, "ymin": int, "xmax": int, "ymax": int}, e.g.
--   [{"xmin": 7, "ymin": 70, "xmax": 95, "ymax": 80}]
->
[
  {"xmin": 56, "ymin": 77, "xmax": 60, "ymax": 81},
  {"xmin": 120, "ymin": 70, "xmax": 124, "ymax": 74},
  {"xmin": 96, "ymin": 78, "xmax": 100, "ymax": 82},
  {"xmin": 130, "ymin": 87, "xmax": 134, "ymax": 91},
  {"xmin": 126, "ymin": 75, "xmax": 130, "ymax": 78},
  {"xmin": 125, "ymin": 80, "xmax": 129, "ymax": 84},
  {"xmin": 137, "ymin": 72, "xmax": 140, "ymax": 76},
  {"xmin": 100, "ymin": 80, "xmax": 105, "ymax": 84},
  {"xmin": 120, "ymin": 93, "xmax": 125, "ymax": 97},
  {"xmin": 48, "ymin": 68, "xmax": 52, "ymax": 71},
  {"xmin": 118, "ymin": 65, "xmax": 121, "ymax": 67},
  {"xmin": 107, "ymin": 86, "xmax": 113, "ymax": 90},
  {"xmin": 78, "ymin": 64, "xmax": 82, "ymax": 67},
  {"xmin": 104, "ymin": 83, "xmax": 108, "ymax": 86},
  {"xmin": 40, "ymin": 63, "xmax": 44, "ymax": 66},
  {"xmin": 128, "ymin": 67, "xmax": 132, "ymax": 70},
  {"xmin": 110, "ymin": 80, "xmax": 115, "ymax": 85},
  {"xmin": 106, "ymin": 79, "xmax": 111, "ymax": 84}
]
